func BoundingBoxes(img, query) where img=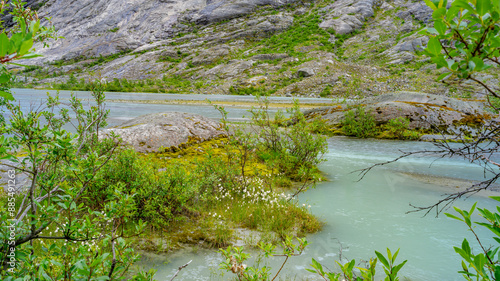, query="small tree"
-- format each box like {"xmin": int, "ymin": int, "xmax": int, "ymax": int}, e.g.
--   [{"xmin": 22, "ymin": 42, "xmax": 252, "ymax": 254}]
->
[{"xmin": 0, "ymin": 2, "xmax": 153, "ymax": 279}]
